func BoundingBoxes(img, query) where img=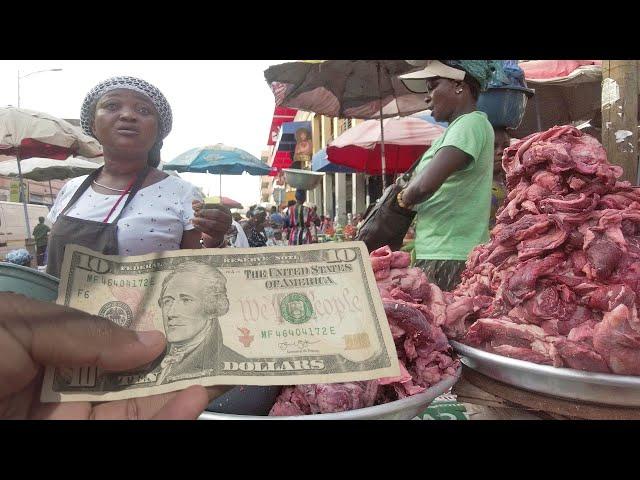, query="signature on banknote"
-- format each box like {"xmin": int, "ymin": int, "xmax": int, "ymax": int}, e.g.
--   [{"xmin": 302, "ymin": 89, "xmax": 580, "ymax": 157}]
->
[{"xmin": 278, "ymin": 339, "xmax": 321, "ymax": 353}]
